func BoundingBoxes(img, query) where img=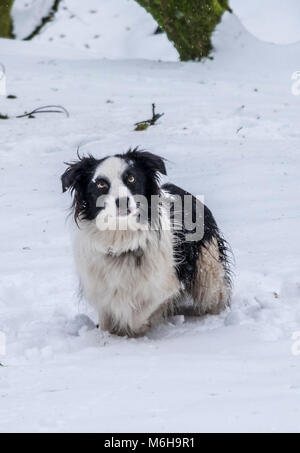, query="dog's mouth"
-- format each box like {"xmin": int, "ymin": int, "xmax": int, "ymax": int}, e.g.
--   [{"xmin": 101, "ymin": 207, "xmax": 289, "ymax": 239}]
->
[
  {"xmin": 95, "ymin": 207, "xmax": 146, "ymax": 232},
  {"xmin": 115, "ymin": 197, "xmax": 135, "ymax": 217},
  {"xmin": 116, "ymin": 207, "xmax": 132, "ymax": 217}
]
